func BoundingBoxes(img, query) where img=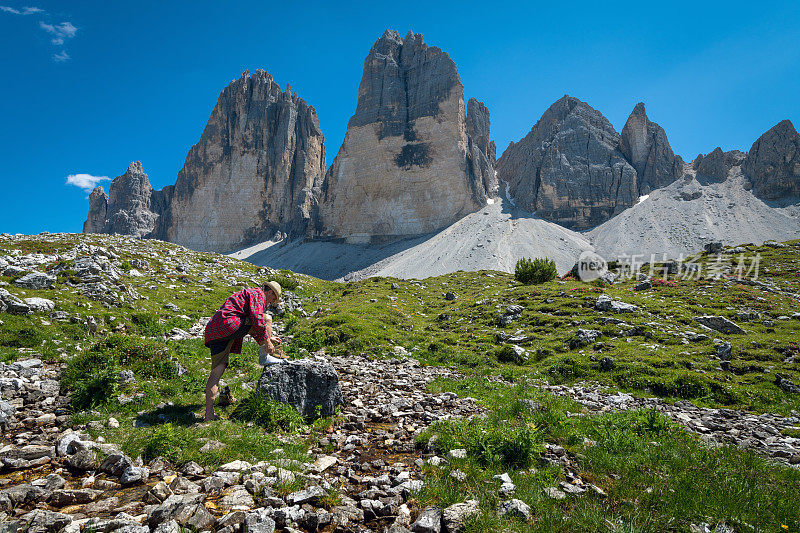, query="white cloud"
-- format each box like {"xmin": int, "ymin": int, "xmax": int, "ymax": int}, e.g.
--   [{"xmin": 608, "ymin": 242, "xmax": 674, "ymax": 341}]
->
[
  {"xmin": 53, "ymin": 50, "xmax": 69, "ymax": 62},
  {"xmin": 0, "ymin": 5, "xmax": 43, "ymax": 15},
  {"xmin": 39, "ymin": 20, "xmax": 76, "ymax": 45},
  {"xmin": 66, "ymin": 173, "xmax": 109, "ymax": 192}
]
